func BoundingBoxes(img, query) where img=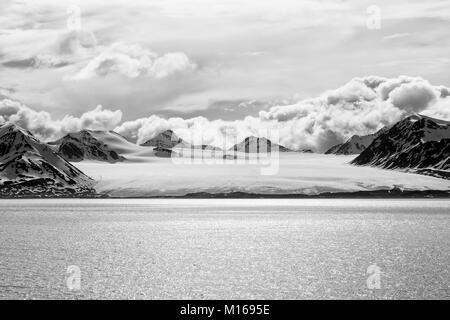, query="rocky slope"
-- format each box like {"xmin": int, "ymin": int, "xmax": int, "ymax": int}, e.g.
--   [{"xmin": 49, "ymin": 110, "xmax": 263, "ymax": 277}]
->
[
  {"xmin": 0, "ymin": 122, "xmax": 96, "ymax": 197},
  {"xmin": 140, "ymin": 130, "xmax": 189, "ymax": 149},
  {"xmin": 50, "ymin": 130, "xmax": 125, "ymax": 163},
  {"xmin": 229, "ymin": 136, "xmax": 292, "ymax": 153},
  {"xmin": 325, "ymin": 128, "xmax": 387, "ymax": 155},
  {"xmin": 352, "ymin": 114, "xmax": 450, "ymax": 175}
]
